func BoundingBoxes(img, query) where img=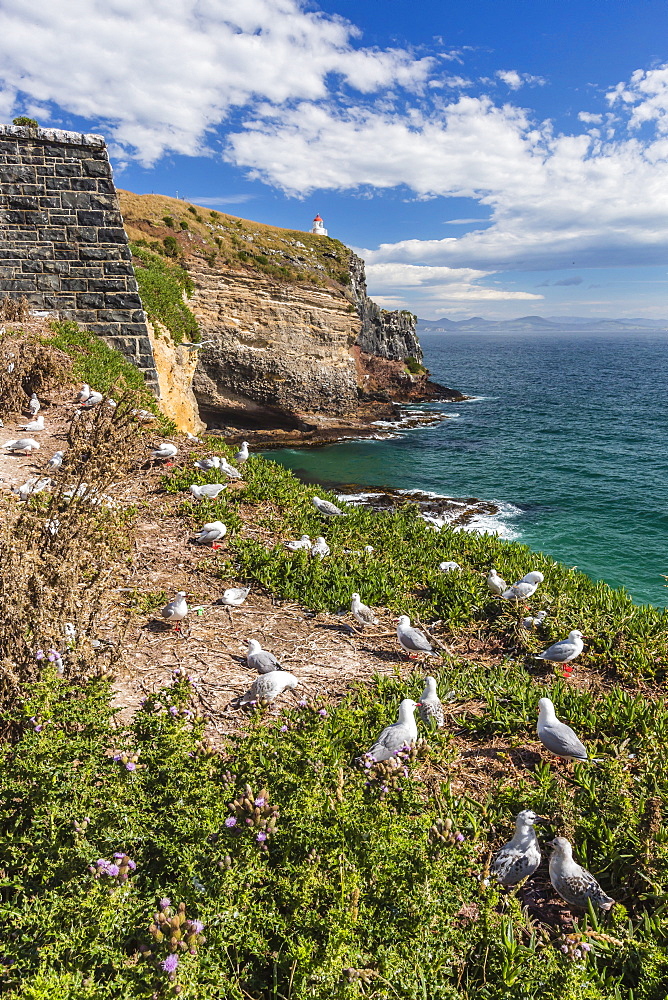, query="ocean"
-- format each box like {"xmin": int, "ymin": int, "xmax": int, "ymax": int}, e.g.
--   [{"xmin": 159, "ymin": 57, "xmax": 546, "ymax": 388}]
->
[{"xmin": 266, "ymin": 330, "xmax": 668, "ymax": 607}]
